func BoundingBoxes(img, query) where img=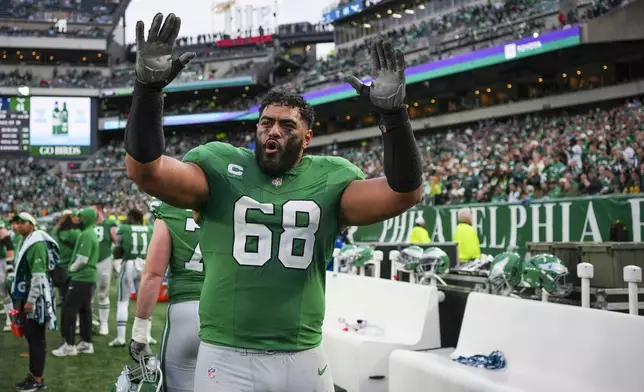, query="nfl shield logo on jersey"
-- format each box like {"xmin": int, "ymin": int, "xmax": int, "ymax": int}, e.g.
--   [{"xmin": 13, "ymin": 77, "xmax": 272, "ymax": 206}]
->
[
  {"xmin": 207, "ymin": 367, "xmax": 216, "ymax": 379},
  {"xmin": 272, "ymin": 177, "xmax": 282, "ymax": 187}
]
